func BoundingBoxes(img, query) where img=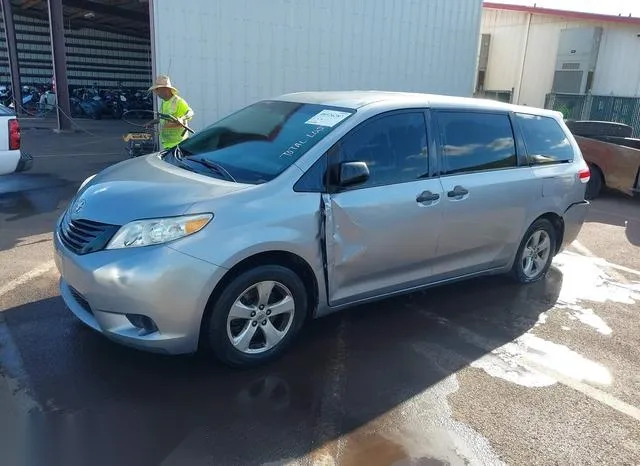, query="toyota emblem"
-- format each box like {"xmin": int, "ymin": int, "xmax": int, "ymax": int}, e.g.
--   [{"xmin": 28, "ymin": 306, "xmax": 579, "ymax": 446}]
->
[{"xmin": 73, "ymin": 199, "xmax": 86, "ymax": 215}]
